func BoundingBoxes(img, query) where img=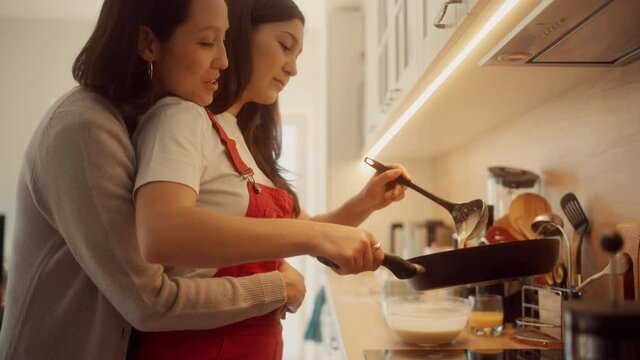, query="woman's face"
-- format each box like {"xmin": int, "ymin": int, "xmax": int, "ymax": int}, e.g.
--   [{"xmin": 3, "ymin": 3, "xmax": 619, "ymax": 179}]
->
[
  {"xmin": 153, "ymin": 0, "xmax": 229, "ymax": 106},
  {"xmin": 243, "ymin": 19, "xmax": 304, "ymax": 105}
]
